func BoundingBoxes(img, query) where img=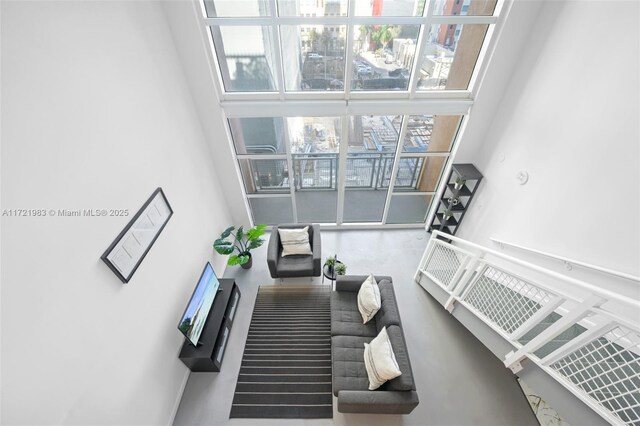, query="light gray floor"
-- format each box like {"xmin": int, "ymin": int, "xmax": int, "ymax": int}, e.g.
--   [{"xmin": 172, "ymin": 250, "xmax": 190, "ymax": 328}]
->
[{"xmin": 173, "ymin": 229, "xmax": 539, "ymax": 426}]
